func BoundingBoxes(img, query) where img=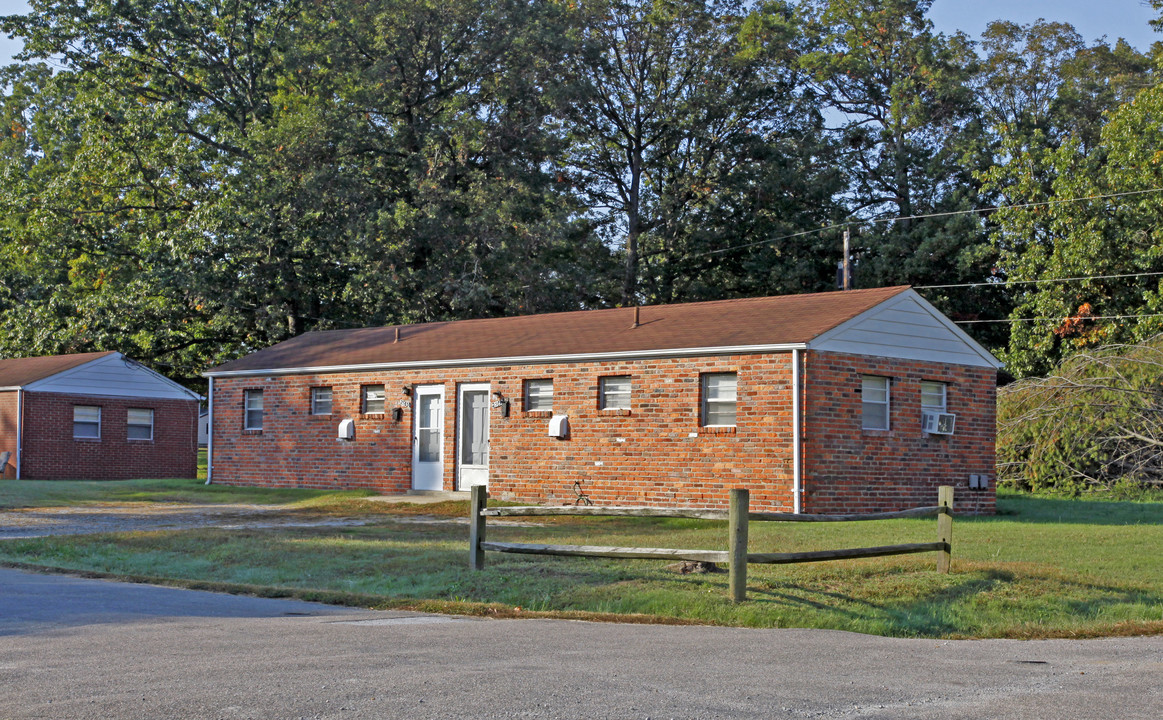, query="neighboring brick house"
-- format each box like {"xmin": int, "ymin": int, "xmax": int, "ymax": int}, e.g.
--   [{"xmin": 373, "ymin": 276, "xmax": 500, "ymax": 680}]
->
[
  {"xmin": 204, "ymin": 287, "xmax": 1001, "ymax": 514},
  {"xmin": 0, "ymin": 352, "xmax": 201, "ymax": 480}
]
